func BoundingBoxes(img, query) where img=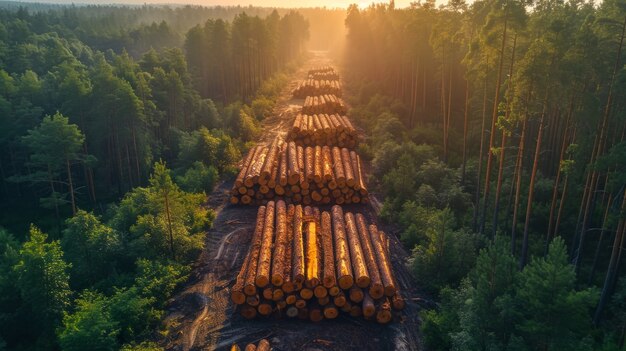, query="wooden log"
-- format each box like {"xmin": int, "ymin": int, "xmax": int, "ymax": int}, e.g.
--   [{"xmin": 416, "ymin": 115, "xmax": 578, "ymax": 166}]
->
[
  {"xmin": 318, "ymin": 295, "xmax": 330, "ymax": 306},
  {"xmin": 323, "ymin": 304, "xmax": 339, "ymax": 319},
  {"xmin": 295, "ymin": 299, "xmax": 306, "ymax": 309},
  {"xmin": 333, "ymin": 291, "xmax": 346, "ymax": 307},
  {"xmin": 272, "ymin": 288, "xmax": 284, "ymax": 301},
  {"xmin": 328, "ymin": 286, "xmax": 340, "ymax": 297},
  {"xmin": 344, "ymin": 212, "xmax": 370, "ymax": 288},
  {"xmin": 305, "ymin": 146, "xmax": 315, "ymax": 183},
  {"xmin": 258, "ymin": 301, "xmax": 272, "ymax": 316},
  {"xmin": 257, "ymin": 339, "xmax": 270, "ymax": 351},
  {"xmin": 247, "ymin": 147, "xmax": 268, "ymax": 186},
  {"xmin": 300, "ymin": 287, "xmax": 313, "ymax": 300},
  {"xmin": 282, "ymin": 204, "xmax": 296, "ymax": 293},
  {"xmin": 262, "ymin": 287, "xmax": 273, "ymax": 300},
  {"xmin": 298, "ymin": 307, "xmax": 309, "ymax": 320},
  {"xmin": 313, "ymin": 145, "xmax": 324, "ymax": 183},
  {"xmin": 349, "ymin": 305, "xmax": 362, "ymax": 317},
  {"xmin": 349, "ymin": 286, "xmax": 364, "ymax": 303},
  {"xmin": 240, "ymin": 305, "xmax": 257, "ymax": 319},
  {"xmin": 320, "ymin": 211, "xmax": 336, "ymax": 288},
  {"xmin": 235, "ymin": 146, "xmax": 257, "ymax": 188},
  {"xmin": 304, "ymin": 206, "xmax": 321, "ymax": 288},
  {"xmin": 322, "ymin": 146, "xmax": 334, "ymax": 182},
  {"xmin": 356, "ymin": 154, "xmax": 368, "ymax": 196},
  {"xmin": 341, "ymin": 148, "xmax": 356, "ymax": 187},
  {"xmin": 246, "ymin": 294, "xmax": 260, "ymax": 307},
  {"xmin": 331, "ymin": 147, "xmax": 346, "ymax": 187},
  {"xmin": 292, "ymin": 205, "xmax": 305, "ymax": 285},
  {"xmin": 287, "ymin": 142, "xmax": 299, "ymax": 185},
  {"xmin": 392, "ymin": 291, "xmax": 406, "ymax": 311},
  {"xmin": 279, "ymin": 145, "xmax": 288, "ymax": 187},
  {"xmin": 369, "ymin": 224, "xmax": 396, "ymax": 297},
  {"xmin": 355, "ymin": 213, "xmax": 384, "ymax": 299},
  {"xmin": 309, "ymin": 305, "xmax": 323, "ymax": 322},
  {"xmin": 285, "ymin": 294, "xmax": 297, "ymax": 305},
  {"xmin": 314, "ymin": 285, "xmax": 328, "ymax": 299},
  {"xmin": 271, "ymin": 201, "xmax": 288, "ymax": 286},
  {"xmin": 363, "ymin": 292, "xmax": 376, "ymax": 318},
  {"xmin": 231, "ymin": 343, "xmax": 241, "ymax": 351},
  {"xmin": 242, "ymin": 146, "xmax": 262, "ymax": 188},
  {"xmin": 332, "ymin": 205, "xmax": 354, "ymax": 289},
  {"xmin": 376, "ymin": 298, "xmax": 392, "ymax": 324},
  {"xmin": 255, "ymin": 201, "xmax": 275, "ymax": 288},
  {"xmin": 231, "ymin": 244, "xmax": 253, "ymax": 304},
  {"xmin": 260, "ymin": 140, "xmax": 279, "ymax": 185},
  {"xmin": 244, "ymin": 206, "xmax": 266, "ymax": 296}
]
